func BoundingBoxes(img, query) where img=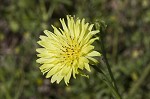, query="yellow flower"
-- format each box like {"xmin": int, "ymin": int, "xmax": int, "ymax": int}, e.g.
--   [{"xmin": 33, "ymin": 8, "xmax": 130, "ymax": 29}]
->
[{"xmin": 36, "ymin": 15, "xmax": 101, "ymax": 85}]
